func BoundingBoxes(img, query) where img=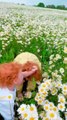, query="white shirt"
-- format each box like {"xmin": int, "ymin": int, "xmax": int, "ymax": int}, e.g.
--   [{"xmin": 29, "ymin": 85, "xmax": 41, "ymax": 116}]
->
[{"xmin": 0, "ymin": 88, "xmax": 16, "ymax": 120}]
